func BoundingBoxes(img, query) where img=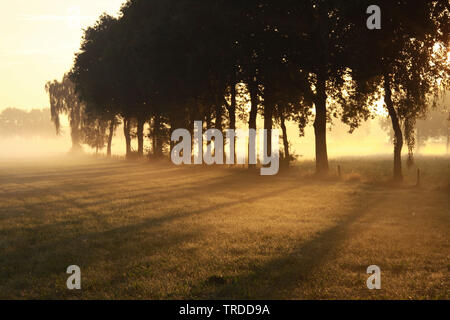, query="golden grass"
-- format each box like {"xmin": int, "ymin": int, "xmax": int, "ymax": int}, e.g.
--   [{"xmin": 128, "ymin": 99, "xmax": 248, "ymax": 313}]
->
[{"xmin": 0, "ymin": 156, "xmax": 448, "ymax": 299}]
